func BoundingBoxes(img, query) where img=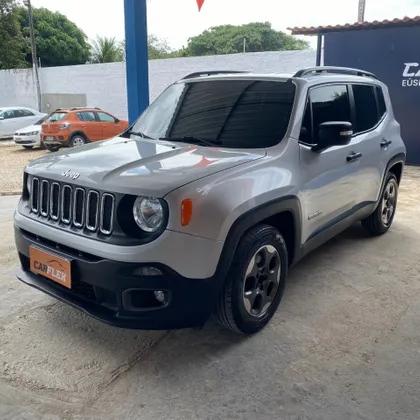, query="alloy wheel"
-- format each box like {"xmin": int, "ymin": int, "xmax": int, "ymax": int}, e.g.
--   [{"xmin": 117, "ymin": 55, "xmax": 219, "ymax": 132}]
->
[
  {"xmin": 381, "ymin": 179, "xmax": 398, "ymax": 226},
  {"xmin": 243, "ymin": 245, "xmax": 281, "ymax": 318}
]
